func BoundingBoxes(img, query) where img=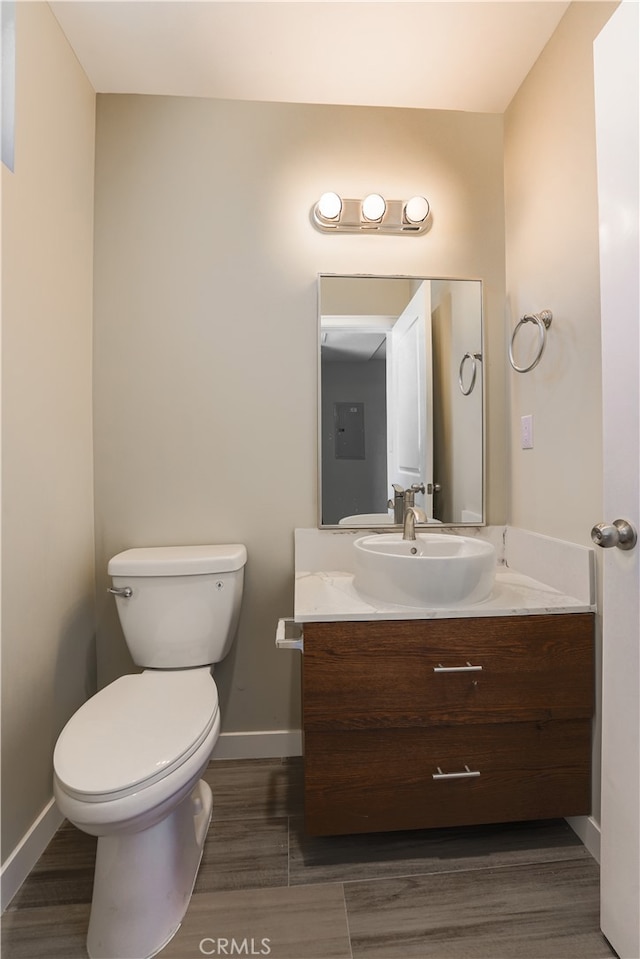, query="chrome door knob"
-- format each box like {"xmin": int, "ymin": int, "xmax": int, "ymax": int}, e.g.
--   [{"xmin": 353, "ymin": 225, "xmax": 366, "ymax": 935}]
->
[{"xmin": 591, "ymin": 519, "xmax": 637, "ymax": 550}]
